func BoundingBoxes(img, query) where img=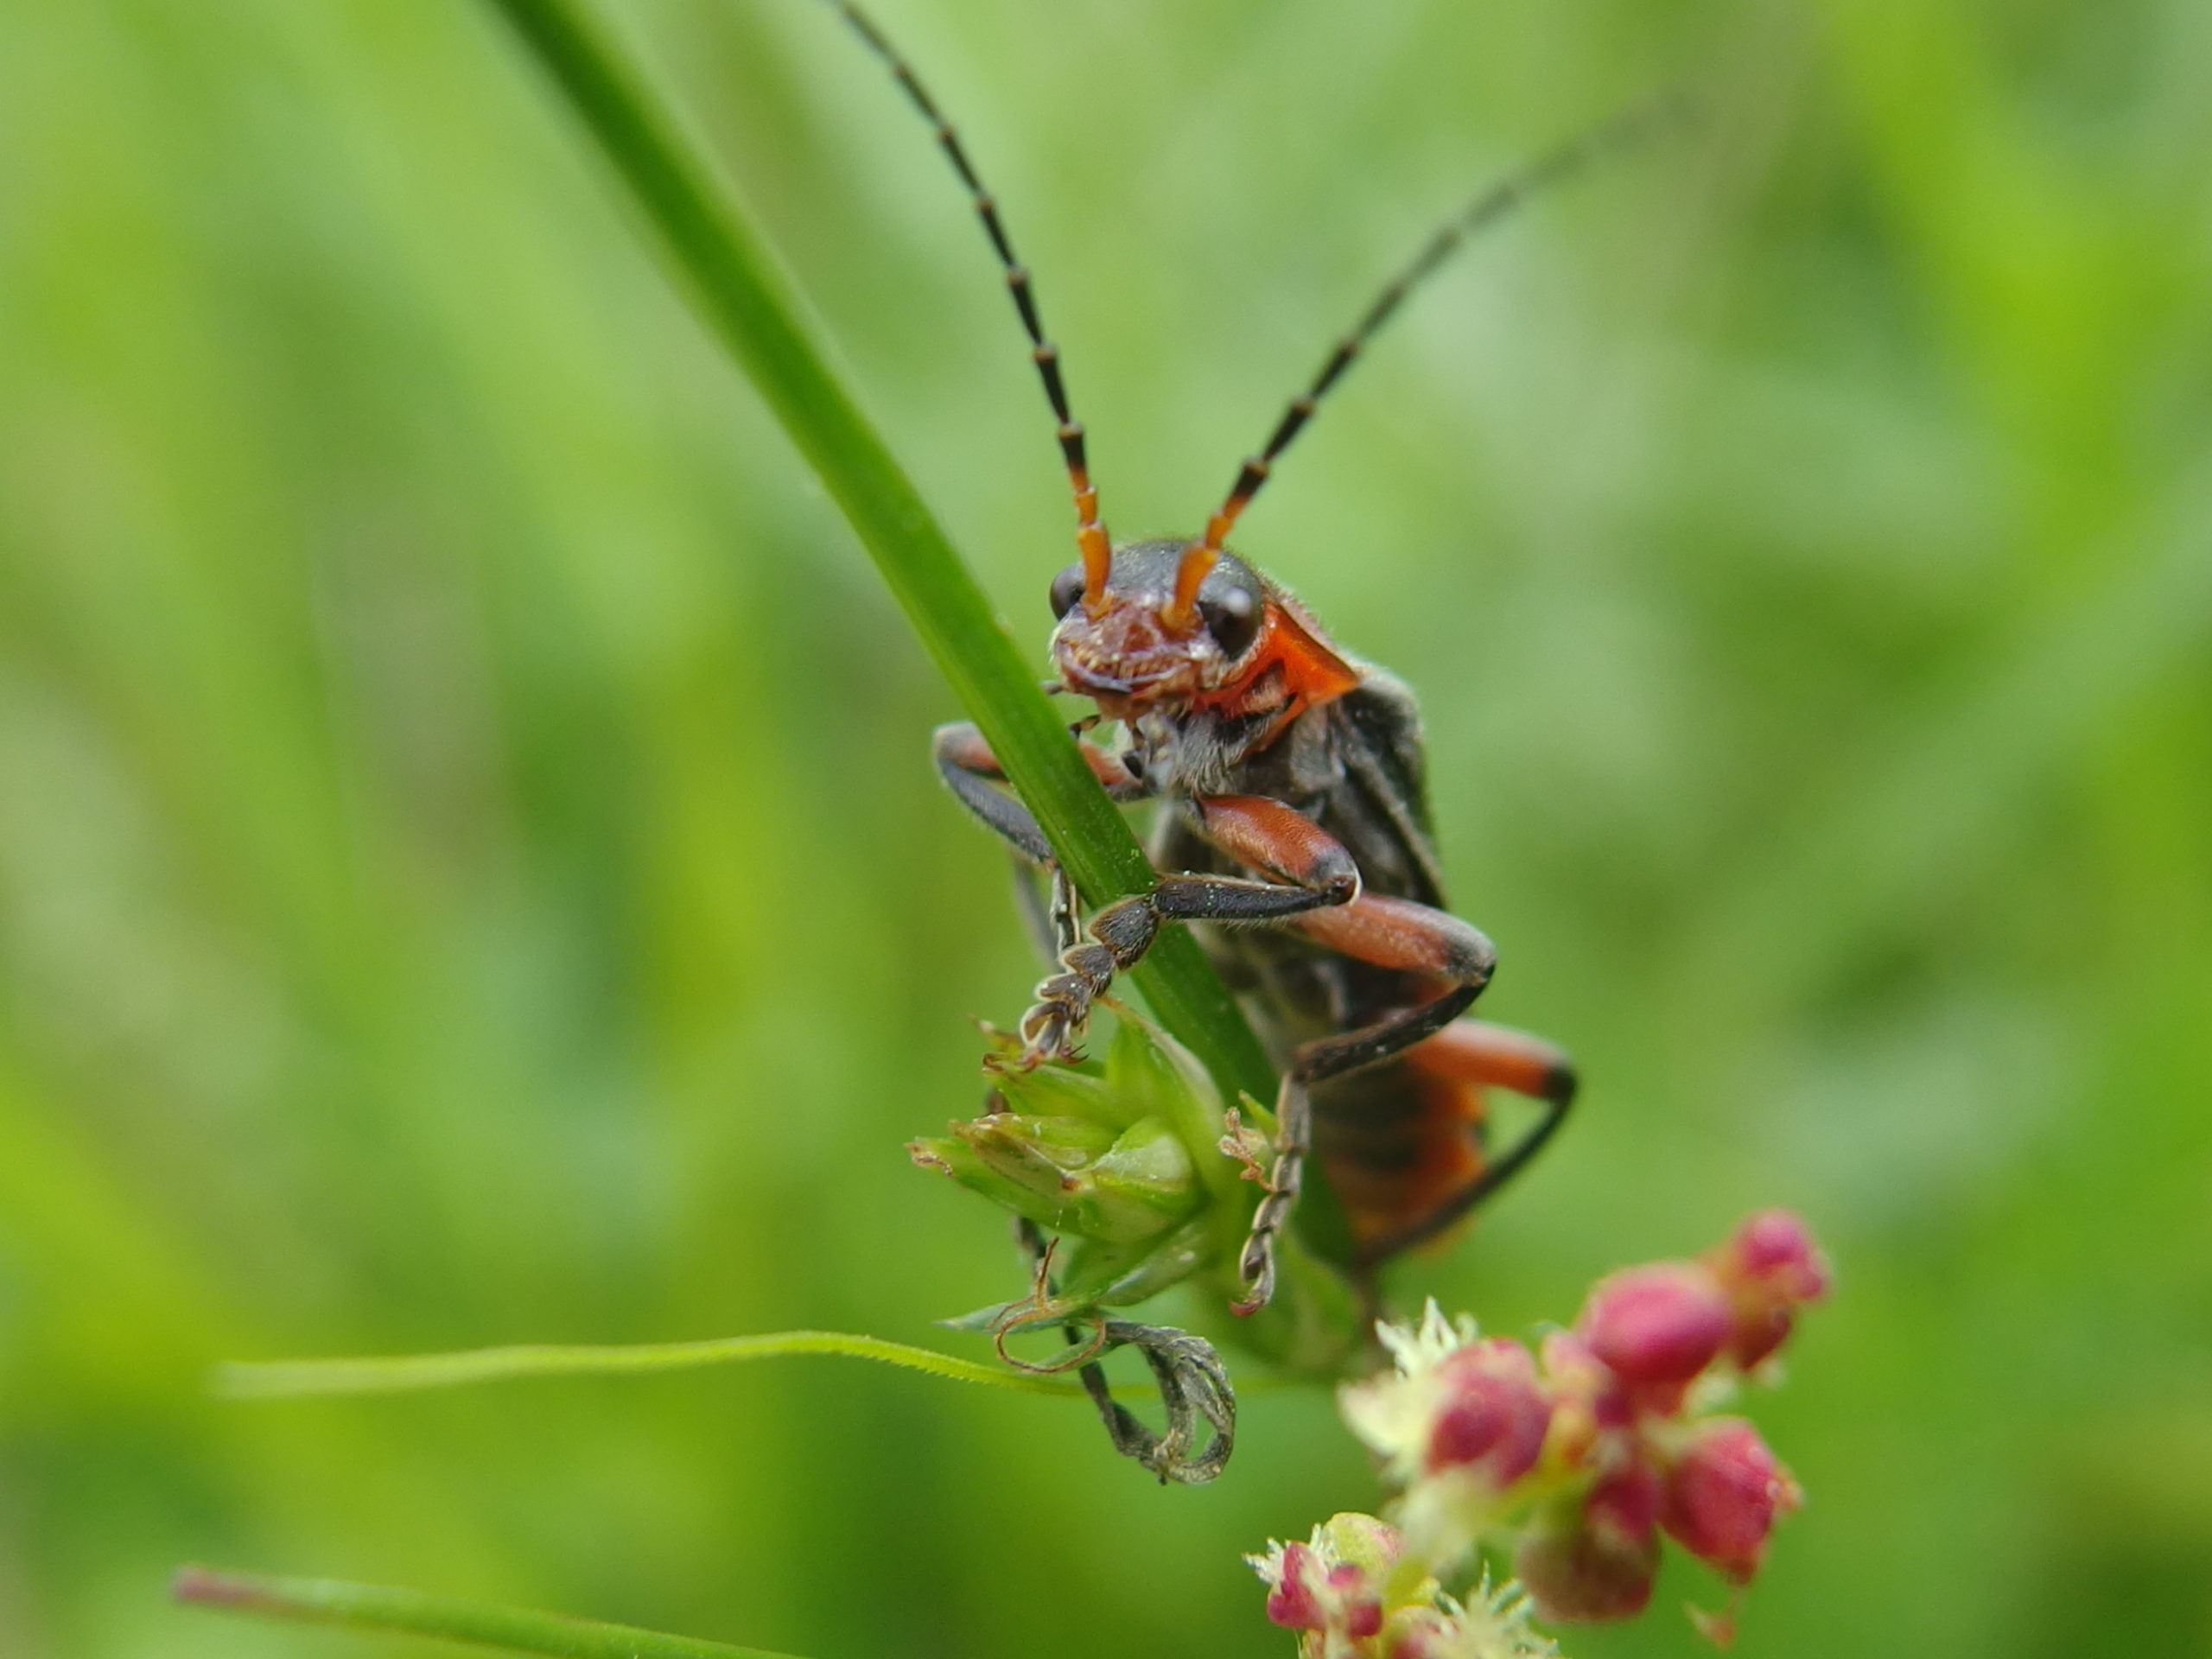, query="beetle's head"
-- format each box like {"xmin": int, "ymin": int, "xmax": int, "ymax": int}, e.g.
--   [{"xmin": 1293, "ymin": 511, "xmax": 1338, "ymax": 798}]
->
[{"xmin": 1046, "ymin": 539, "xmax": 1267, "ymax": 716}]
